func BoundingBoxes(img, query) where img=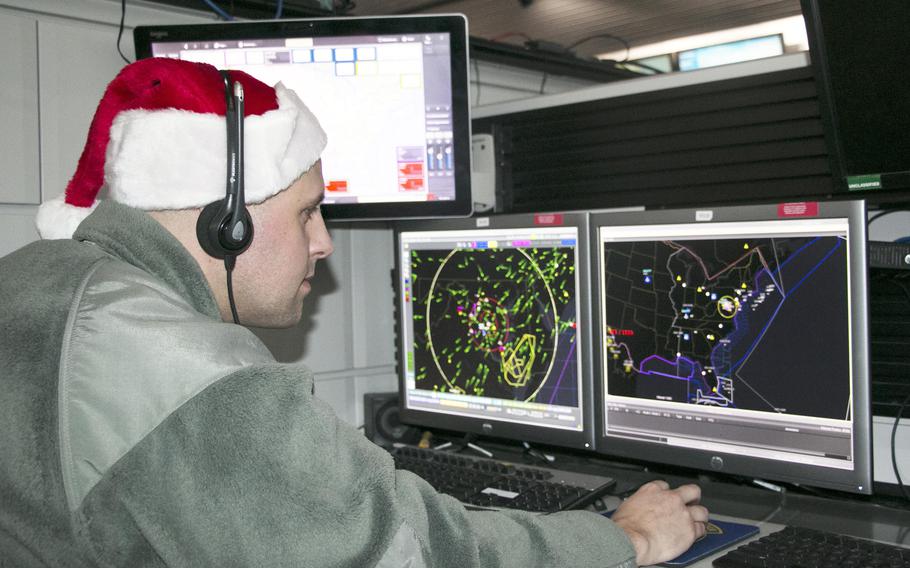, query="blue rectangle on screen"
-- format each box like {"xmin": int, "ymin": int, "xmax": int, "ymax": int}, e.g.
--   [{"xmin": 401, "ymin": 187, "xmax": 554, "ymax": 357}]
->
[{"xmin": 561, "ymin": 239, "xmax": 577, "ymax": 245}]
